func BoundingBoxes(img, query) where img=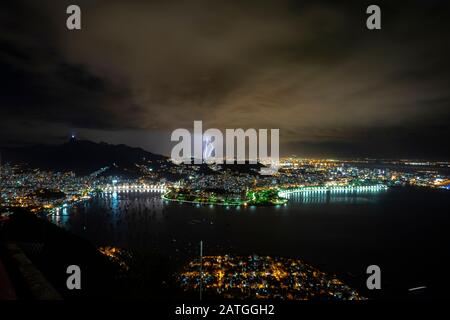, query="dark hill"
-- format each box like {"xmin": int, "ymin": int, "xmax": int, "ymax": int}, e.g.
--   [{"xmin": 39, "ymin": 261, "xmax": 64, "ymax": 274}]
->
[{"xmin": 0, "ymin": 139, "xmax": 167, "ymax": 175}]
